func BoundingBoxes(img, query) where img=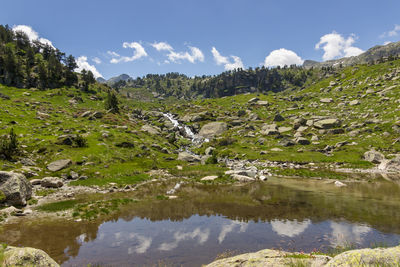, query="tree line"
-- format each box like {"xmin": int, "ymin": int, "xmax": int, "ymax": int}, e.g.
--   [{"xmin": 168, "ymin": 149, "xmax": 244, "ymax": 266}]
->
[{"xmin": 0, "ymin": 24, "xmax": 95, "ymax": 90}]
